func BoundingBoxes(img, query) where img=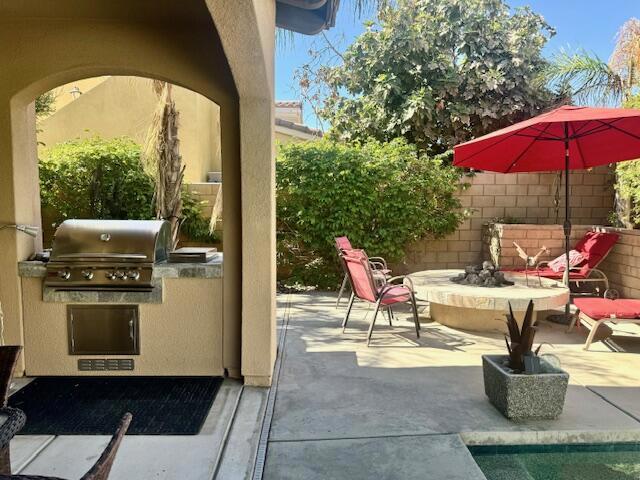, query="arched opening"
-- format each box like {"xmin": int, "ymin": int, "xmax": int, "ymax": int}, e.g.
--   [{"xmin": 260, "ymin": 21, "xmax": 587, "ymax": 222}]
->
[
  {"xmin": 0, "ymin": 1, "xmax": 245, "ymax": 379},
  {"xmin": 35, "ymin": 75, "xmax": 224, "ymax": 250}
]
